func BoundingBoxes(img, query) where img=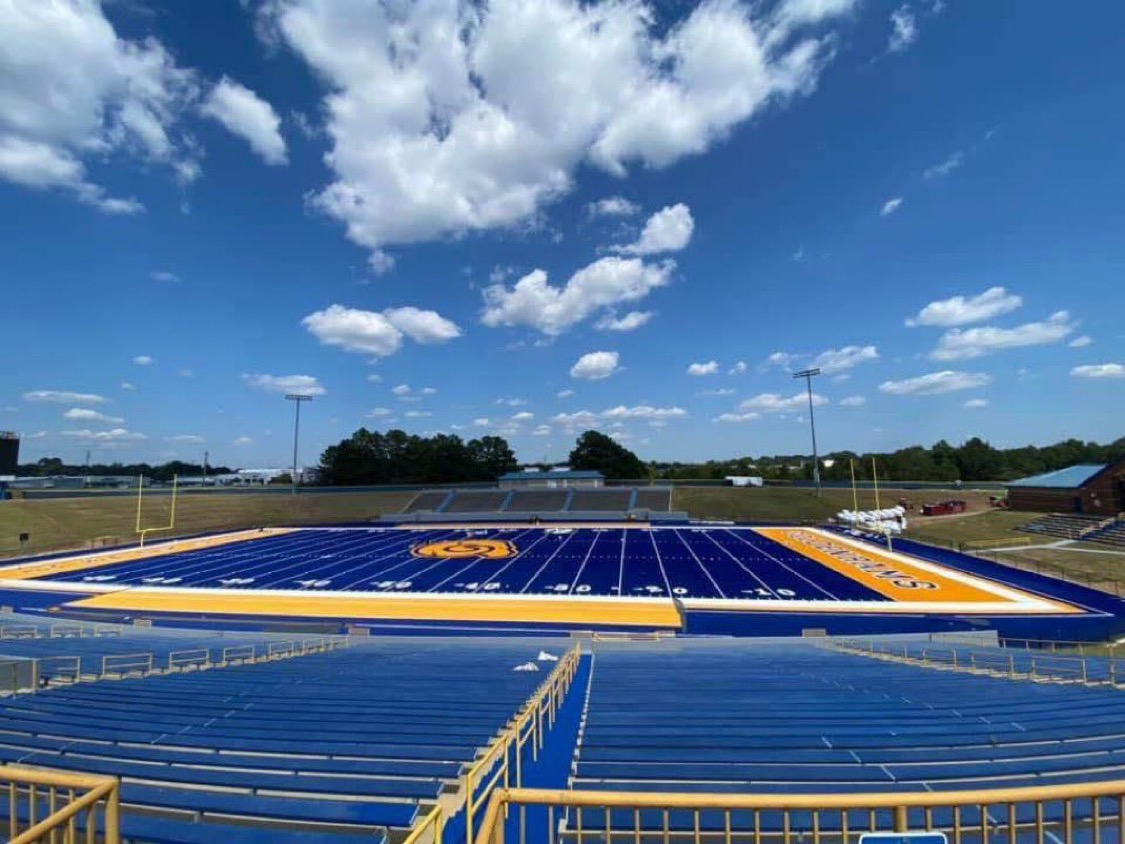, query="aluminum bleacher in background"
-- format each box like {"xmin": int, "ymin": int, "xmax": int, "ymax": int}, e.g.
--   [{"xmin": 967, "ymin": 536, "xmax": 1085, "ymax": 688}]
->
[
  {"xmin": 443, "ymin": 490, "xmax": 510, "ymax": 513},
  {"xmin": 0, "ymin": 637, "xmax": 566, "ymax": 842},
  {"xmin": 1086, "ymin": 516, "xmax": 1125, "ymax": 549},
  {"xmin": 632, "ymin": 487, "xmax": 672, "ymax": 512},
  {"xmin": 1017, "ymin": 513, "xmax": 1107, "ymax": 540},
  {"xmin": 568, "ymin": 489, "xmax": 633, "ymax": 511},
  {"xmin": 403, "ymin": 490, "xmax": 453, "ymax": 513},
  {"xmin": 503, "ymin": 490, "xmax": 571, "ymax": 512}
]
